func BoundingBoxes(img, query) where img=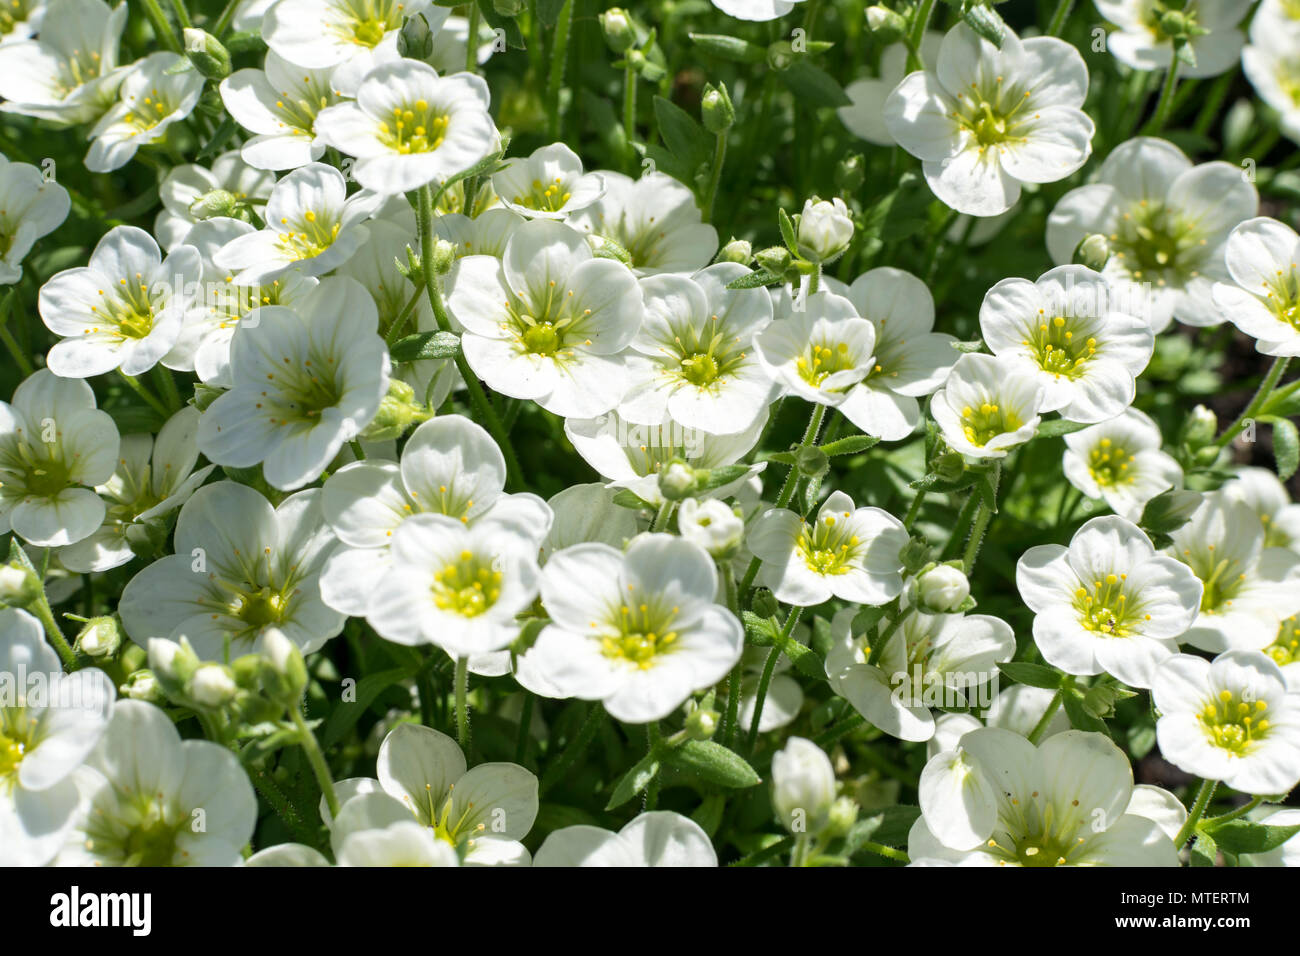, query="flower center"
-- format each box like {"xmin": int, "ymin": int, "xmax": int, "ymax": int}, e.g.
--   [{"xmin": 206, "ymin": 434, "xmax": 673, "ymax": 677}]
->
[
  {"xmin": 1087, "ymin": 439, "xmax": 1134, "ymax": 487},
  {"xmin": 123, "ymin": 87, "xmax": 177, "ymax": 136},
  {"xmin": 121, "ymin": 812, "xmax": 185, "ymax": 867},
  {"xmin": 235, "ymin": 586, "xmax": 288, "ymax": 628},
  {"xmin": 0, "ymin": 0, "xmax": 32, "ymax": 34},
  {"xmin": 1260, "ymin": 262, "xmax": 1300, "ymax": 332},
  {"xmin": 431, "ymin": 549, "xmax": 502, "ymax": 617},
  {"xmin": 272, "ymin": 79, "xmax": 340, "ymax": 136},
  {"xmin": 670, "ymin": 317, "xmax": 746, "ymax": 390},
  {"xmin": 796, "ymin": 512, "xmax": 861, "ymax": 575},
  {"xmin": 952, "ymin": 84, "xmax": 1034, "ymax": 151},
  {"xmin": 1267, "ymin": 615, "xmax": 1300, "ymax": 668},
  {"xmin": 1024, "ymin": 315, "xmax": 1096, "ymax": 379},
  {"xmin": 1200, "ymin": 690, "xmax": 1270, "ymax": 754},
  {"xmin": 960, "ymin": 401, "xmax": 1022, "ymax": 448},
  {"xmin": 377, "ymin": 100, "xmax": 449, "ymax": 155},
  {"xmin": 0, "ymin": 725, "xmax": 27, "ymax": 778},
  {"xmin": 602, "ymin": 600, "xmax": 680, "ymax": 668},
  {"xmin": 796, "ymin": 340, "xmax": 858, "ymax": 389},
  {"xmin": 1073, "ymin": 573, "xmax": 1148, "ymax": 637},
  {"xmin": 276, "ymin": 209, "xmax": 342, "ymax": 261},
  {"xmin": 89, "ymin": 274, "xmax": 162, "ymax": 340},
  {"xmin": 514, "ymin": 177, "xmax": 571, "ymax": 213},
  {"xmin": 1109, "ymin": 200, "xmax": 1204, "ymax": 287},
  {"xmin": 521, "ymin": 321, "xmax": 562, "ymax": 356},
  {"xmin": 1184, "ymin": 551, "xmax": 1247, "ymax": 615},
  {"xmin": 263, "ymin": 354, "xmax": 342, "ymax": 425}
]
